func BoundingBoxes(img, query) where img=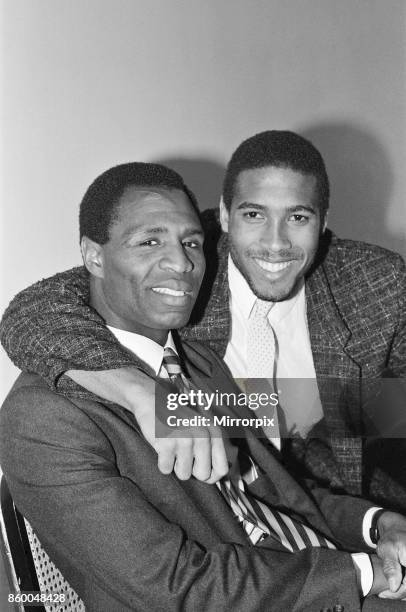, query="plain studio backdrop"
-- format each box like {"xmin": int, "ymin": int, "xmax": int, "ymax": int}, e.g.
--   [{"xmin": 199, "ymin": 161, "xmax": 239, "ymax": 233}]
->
[{"xmin": 0, "ymin": 0, "xmax": 405, "ymax": 403}]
